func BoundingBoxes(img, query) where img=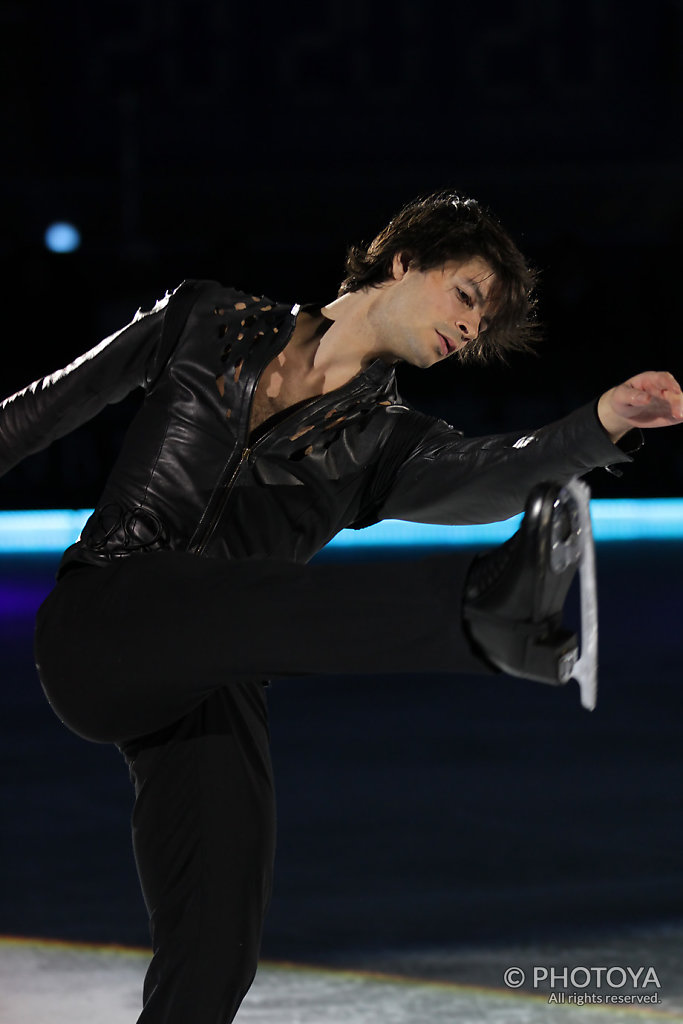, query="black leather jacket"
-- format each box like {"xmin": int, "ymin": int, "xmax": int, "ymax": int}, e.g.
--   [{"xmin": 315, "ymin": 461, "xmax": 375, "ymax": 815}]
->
[{"xmin": 0, "ymin": 280, "xmax": 634, "ymax": 574}]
